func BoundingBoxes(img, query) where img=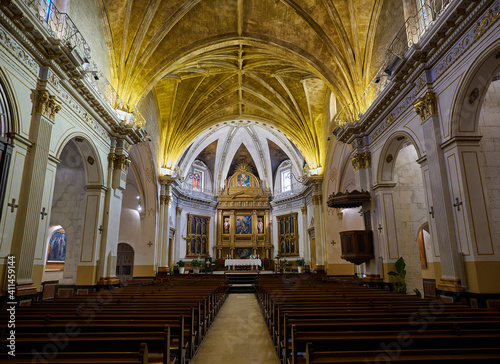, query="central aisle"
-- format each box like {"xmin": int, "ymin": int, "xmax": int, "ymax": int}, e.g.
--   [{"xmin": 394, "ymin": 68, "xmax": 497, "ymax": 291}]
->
[{"xmin": 191, "ymin": 293, "xmax": 280, "ymax": 364}]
